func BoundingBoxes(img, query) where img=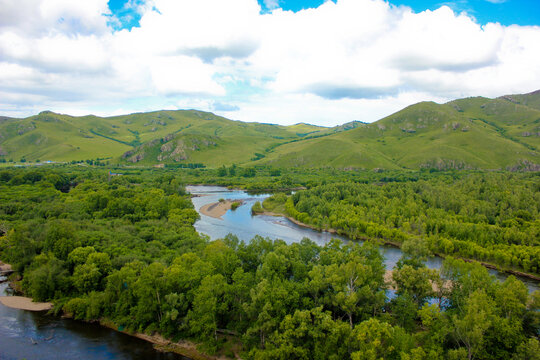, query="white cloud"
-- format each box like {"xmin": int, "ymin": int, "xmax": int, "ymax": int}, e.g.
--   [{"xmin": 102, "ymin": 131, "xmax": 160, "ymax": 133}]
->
[
  {"xmin": 0, "ymin": 0, "xmax": 110, "ymax": 35},
  {"xmin": 150, "ymin": 56, "xmax": 225, "ymax": 96},
  {"xmin": 0, "ymin": 0, "xmax": 539, "ymax": 125}
]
